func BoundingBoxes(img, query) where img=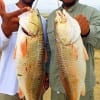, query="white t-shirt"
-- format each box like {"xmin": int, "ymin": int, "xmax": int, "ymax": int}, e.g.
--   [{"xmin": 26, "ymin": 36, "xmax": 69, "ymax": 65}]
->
[{"xmin": 0, "ymin": 4, "xmax": 47, "ymax": 95}]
